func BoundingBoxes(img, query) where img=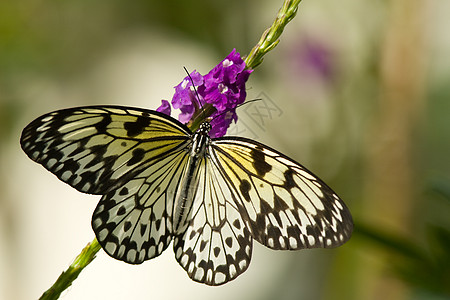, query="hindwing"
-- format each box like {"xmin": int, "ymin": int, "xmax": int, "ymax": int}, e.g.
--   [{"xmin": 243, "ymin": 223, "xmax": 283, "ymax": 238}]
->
[
  {"xmin": 20, "ymin": 106, "xmax": 193, "ymax": 263},
  {"xmin": 92, "ymin": 145, "xmax": 191, "ymax": 263},
  {"xmin": 173, "ymin": 156, "xmax": 252, "ymax": 285}
]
